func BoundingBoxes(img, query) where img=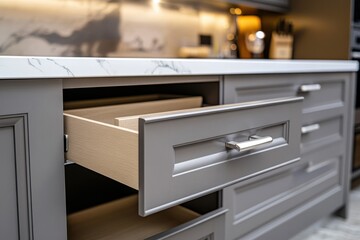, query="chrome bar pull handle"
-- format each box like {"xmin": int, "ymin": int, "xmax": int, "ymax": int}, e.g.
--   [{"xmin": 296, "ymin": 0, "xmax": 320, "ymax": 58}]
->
[
  {"xmin": 64, "ymin": 134, "xmax": 69, "ymax": 153},
  {"xmin": 225, "ymin": 135, "xmax": 273, "ymax": 152},
  {"xmin": 299, "ymin": 84, "xmax": 321, "ymax": 92},
  {"xmin": 301, "ymin": 123, "xmax": 320, "ymax": 134}
]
